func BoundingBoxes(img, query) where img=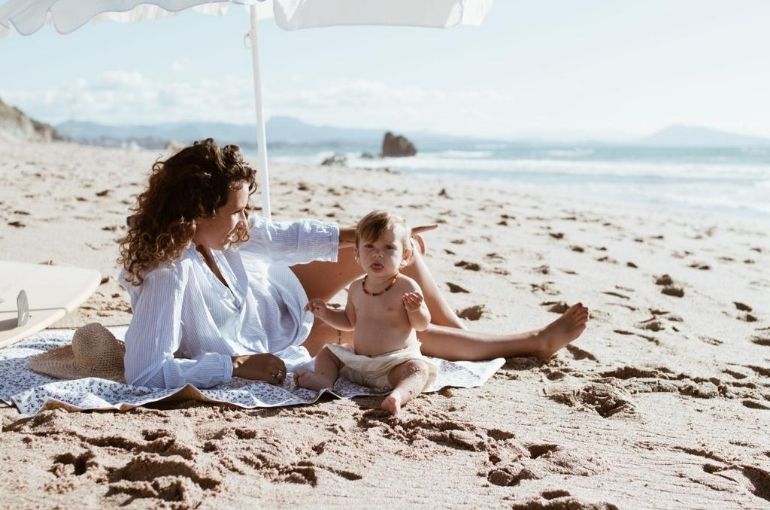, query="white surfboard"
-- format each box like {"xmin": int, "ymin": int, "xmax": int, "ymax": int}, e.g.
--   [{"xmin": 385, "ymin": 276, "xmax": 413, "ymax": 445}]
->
[{"xmin": 0, "ymin": 261, "xmax": 101, "ymax": 349}]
